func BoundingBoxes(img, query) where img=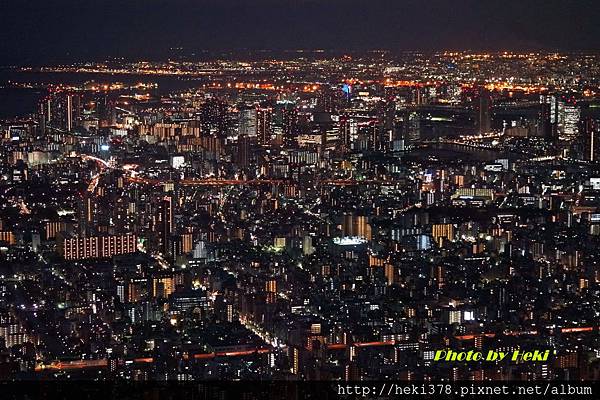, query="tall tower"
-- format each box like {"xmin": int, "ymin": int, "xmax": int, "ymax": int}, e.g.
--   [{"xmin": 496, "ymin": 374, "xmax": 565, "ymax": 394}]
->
[
  {"xmin": 38, "ymin": 102, "xmax": 46, "ymax": 137},
  {"xmin": 282, "ymin": 106, "xmax": 298, "ymax": 148},
  {"xmin": 237, "ymin": 134, "xmax": 250, "ymax": 167},
  {"xmin": 581, "ymin": 117, "xmax": 600, "ymax": 162},
  {"xmin": 238, "ymin": 107, "xmax": 257, "ymax": 137},
  {"xmin": 538, "ymin": 102, "xmax": 553, "ymax": 139},
  {"xmin": 159, "ymin": 196, "xmax": 173, "ymax": 256},
  {"xmin": 540, "ymin": 94, "xmax": 559, "ymax": 141},
  {"xmin": 339, "ymin": 114, "xmax": 352, "ymax": 149},
  {"xmin": 257, "ymin": 107, "xmax": 273, "ymax": 146},
  {"xmin": 78, "ymin": 194, "xmax": 95, "ymax": 236},
  {"xmin": 476, "ymin": 87, "xmax": 492, "ymax": 135},
  {"xmin": 558, "ymin": 98, "xmax": 580, "ymax": 143},
  {"xmin": 406, "ymin": 110, "xmax": 420, "ymax": 145},
  {"xmin": 67, "ymin": 94, "xmax": 73, "ymax": 132}
]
